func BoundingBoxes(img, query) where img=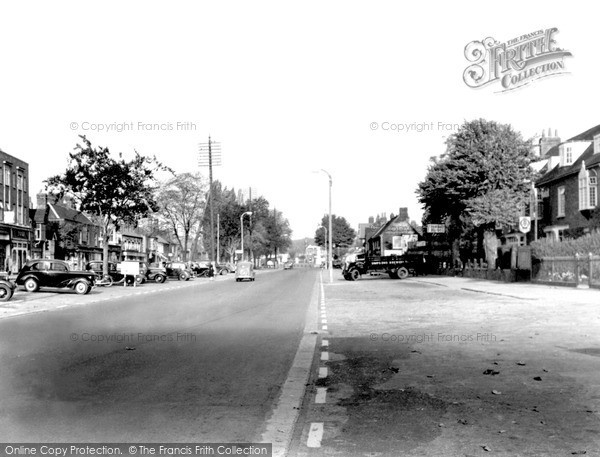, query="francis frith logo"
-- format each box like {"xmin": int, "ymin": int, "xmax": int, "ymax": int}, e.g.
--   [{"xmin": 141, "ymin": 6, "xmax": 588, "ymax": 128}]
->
[{"xmin": 463, "ymin": 27, "xmax": 572, "ymax": 92}]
